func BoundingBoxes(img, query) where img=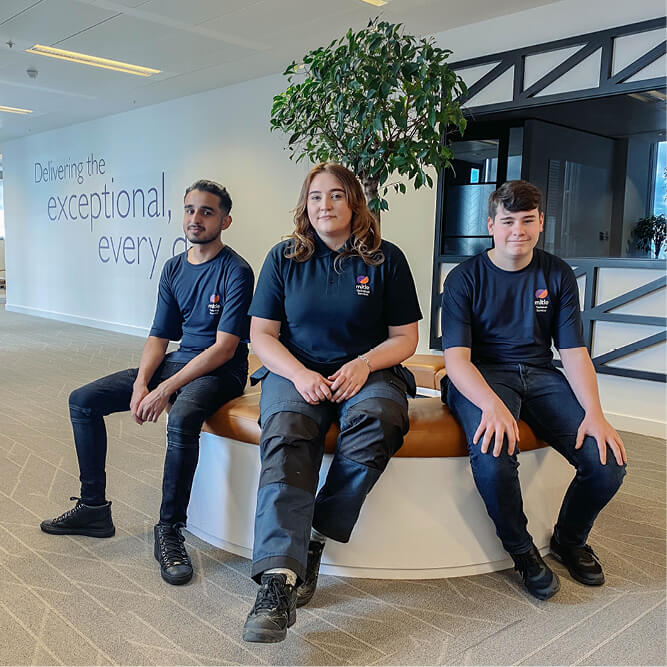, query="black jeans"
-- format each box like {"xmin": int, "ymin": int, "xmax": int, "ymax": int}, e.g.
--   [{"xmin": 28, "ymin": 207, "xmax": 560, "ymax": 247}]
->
[
  {"xmin": 68, "ymin": 360, "xmax": 243, "ymax": 525},
  {"xmin": 445, "ymin": 363, "xmax": 626, "ymax": 554}
]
